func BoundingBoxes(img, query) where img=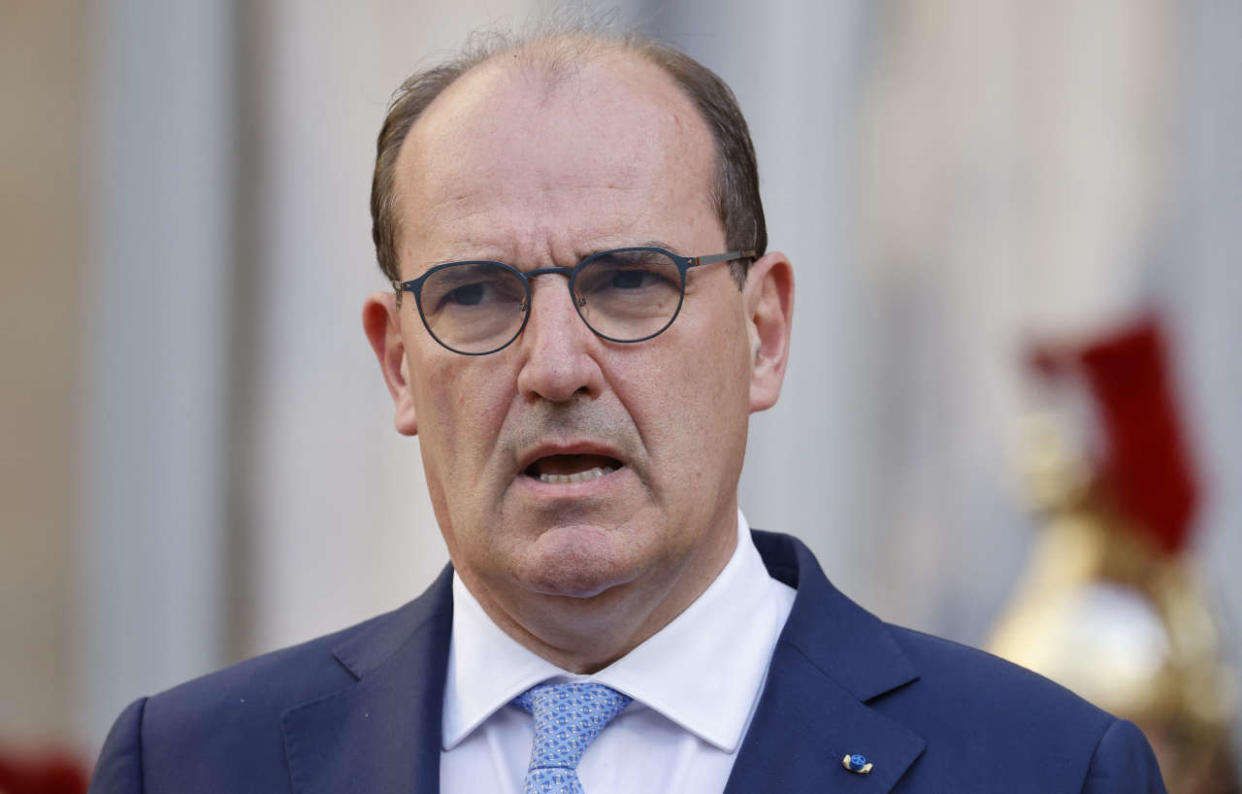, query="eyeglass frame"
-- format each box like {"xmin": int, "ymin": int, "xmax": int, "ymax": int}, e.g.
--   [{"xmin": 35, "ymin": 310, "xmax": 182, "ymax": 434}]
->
[{"xmin": 391, "ymin": 246, "xmax": 756, "ymax": 356}]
